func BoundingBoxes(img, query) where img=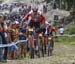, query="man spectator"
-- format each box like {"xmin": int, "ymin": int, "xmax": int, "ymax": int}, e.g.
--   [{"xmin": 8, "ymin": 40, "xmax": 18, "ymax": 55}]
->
[
  {"xmin": 58, "ymin": 25, "xmax": 64, "ymax": 35},
  {"xmin": 0, "ymin": 13, "xmax": 8, "ymax": 61}
]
